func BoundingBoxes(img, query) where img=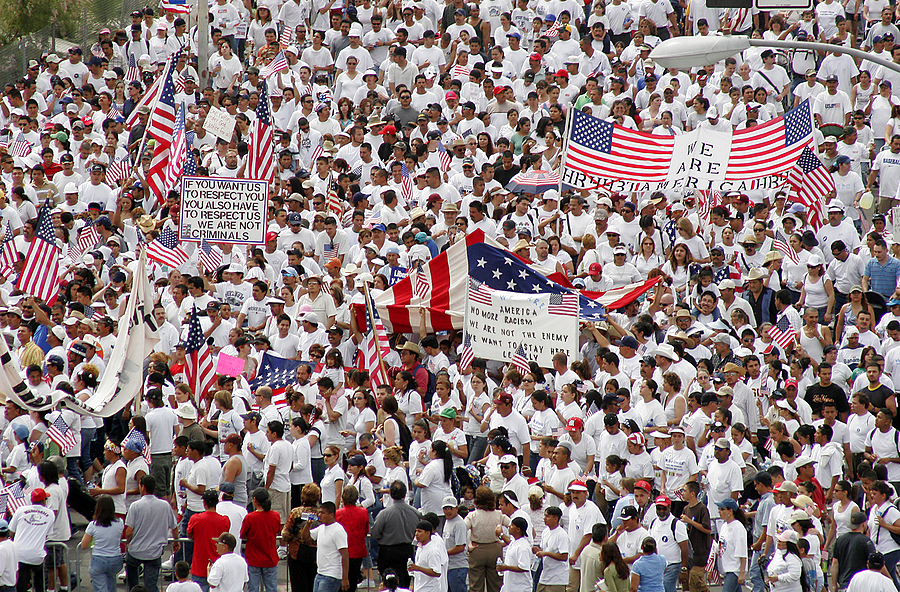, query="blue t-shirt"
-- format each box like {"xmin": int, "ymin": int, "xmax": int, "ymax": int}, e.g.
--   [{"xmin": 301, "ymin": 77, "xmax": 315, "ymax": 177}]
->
[
  {"xmin": 633, "ymin": 553, "xmax": 667, "ymax": 592},
  {"xmin": 86, "ymin": 519, "xmax": 125, "ymax": 557}
]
